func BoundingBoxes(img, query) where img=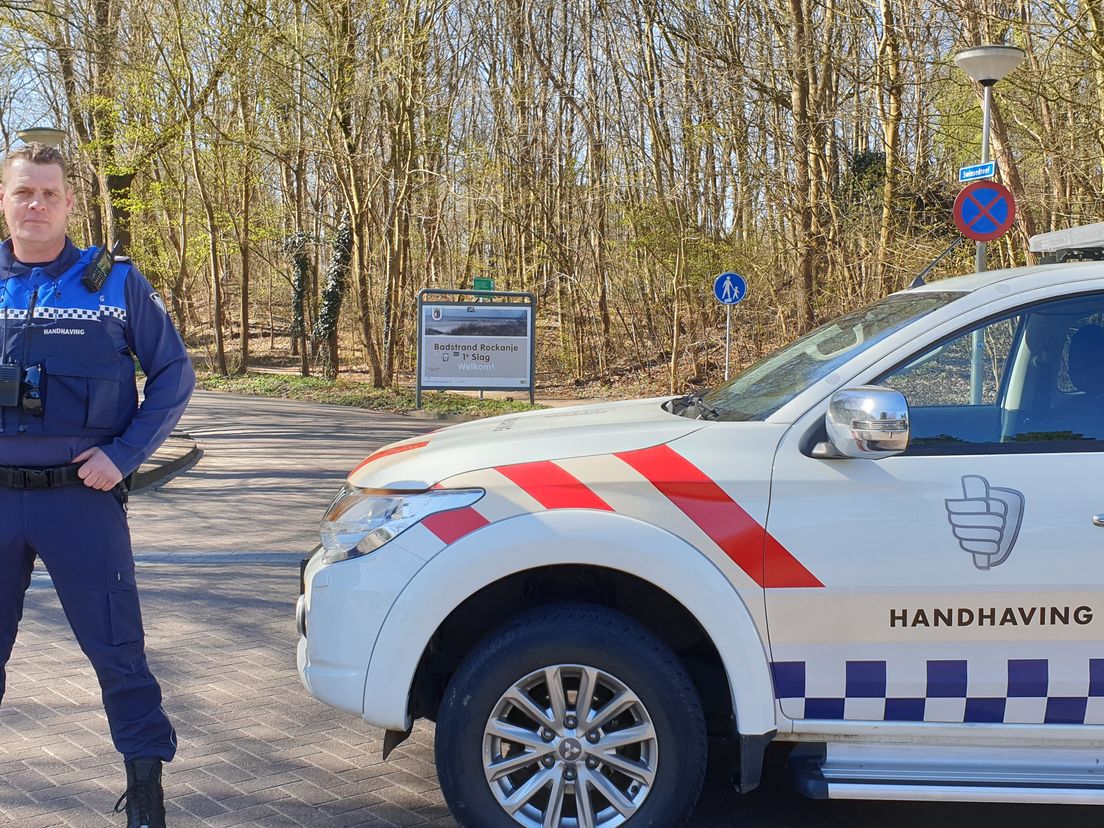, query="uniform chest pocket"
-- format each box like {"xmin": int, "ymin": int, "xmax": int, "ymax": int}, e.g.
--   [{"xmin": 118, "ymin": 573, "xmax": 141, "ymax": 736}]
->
[{"xmin": 44, "ymin": 355, "xmax": 126, "ymax": 431}]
